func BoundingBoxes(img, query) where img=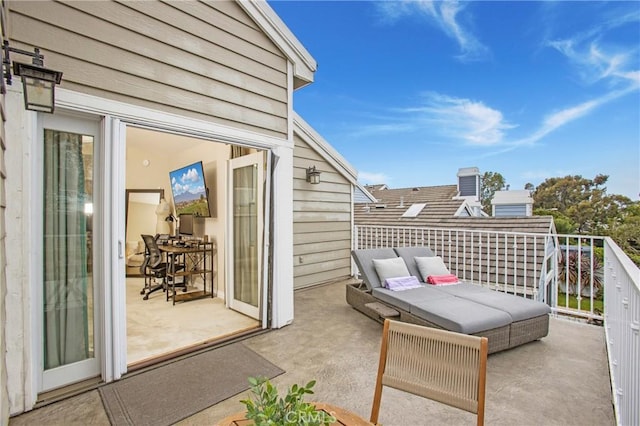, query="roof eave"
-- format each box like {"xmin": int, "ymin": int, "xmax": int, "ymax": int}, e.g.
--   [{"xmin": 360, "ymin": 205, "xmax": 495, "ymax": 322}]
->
[
  {"xmin": 239, "ymin": 0, "xmax": 317, "ymax": 88},
  {"xmin": 293, "ymin": 112, "xmax": 358, "ymax": 183}
]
